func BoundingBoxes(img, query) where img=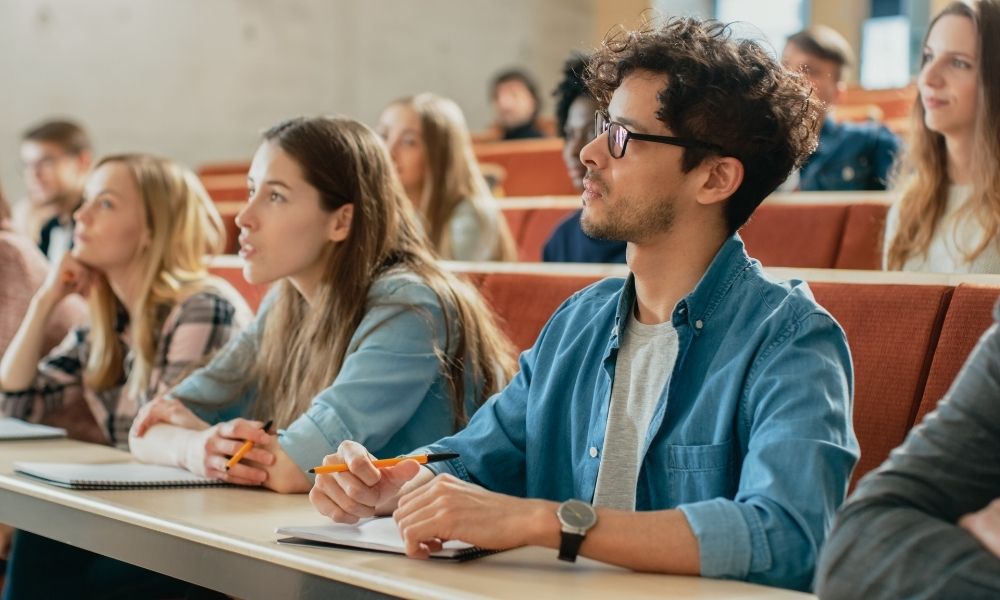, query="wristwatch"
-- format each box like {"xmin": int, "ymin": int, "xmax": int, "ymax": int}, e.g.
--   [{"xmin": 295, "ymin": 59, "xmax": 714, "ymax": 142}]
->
[{"xmin": 556, "ymin": 499, "xmax": 597, "ymax": 562}]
